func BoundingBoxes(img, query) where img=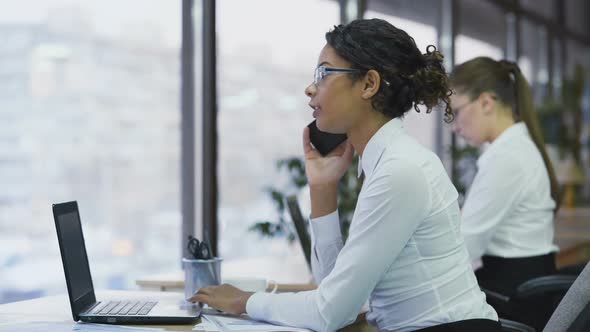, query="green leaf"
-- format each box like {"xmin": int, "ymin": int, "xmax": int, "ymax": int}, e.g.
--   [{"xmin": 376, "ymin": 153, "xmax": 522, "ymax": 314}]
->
[
  {"xmin": 249, "ymin": 221, "xmax": 277, "ymax": 237},
  {"xmin": 270, "ymin": 190, "xmax": 285, "ymax": 212}
]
